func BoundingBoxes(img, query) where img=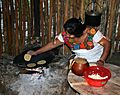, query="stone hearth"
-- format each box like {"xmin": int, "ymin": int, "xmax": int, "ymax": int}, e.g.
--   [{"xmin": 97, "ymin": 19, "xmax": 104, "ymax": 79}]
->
[{"xmin": 0, "ymin": 54, "xmax": 76, "ymax": 95}]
